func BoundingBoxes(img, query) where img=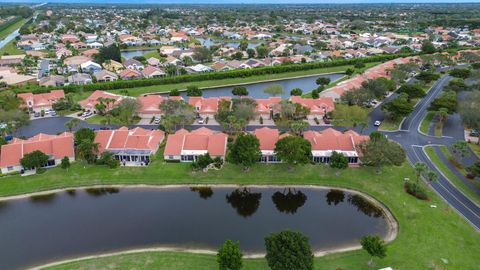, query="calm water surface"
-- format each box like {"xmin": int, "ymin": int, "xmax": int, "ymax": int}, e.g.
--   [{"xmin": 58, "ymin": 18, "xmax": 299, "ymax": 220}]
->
[{"xmin": 0, "ymin": 187, "xmax": 389, "ymax": 269}]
